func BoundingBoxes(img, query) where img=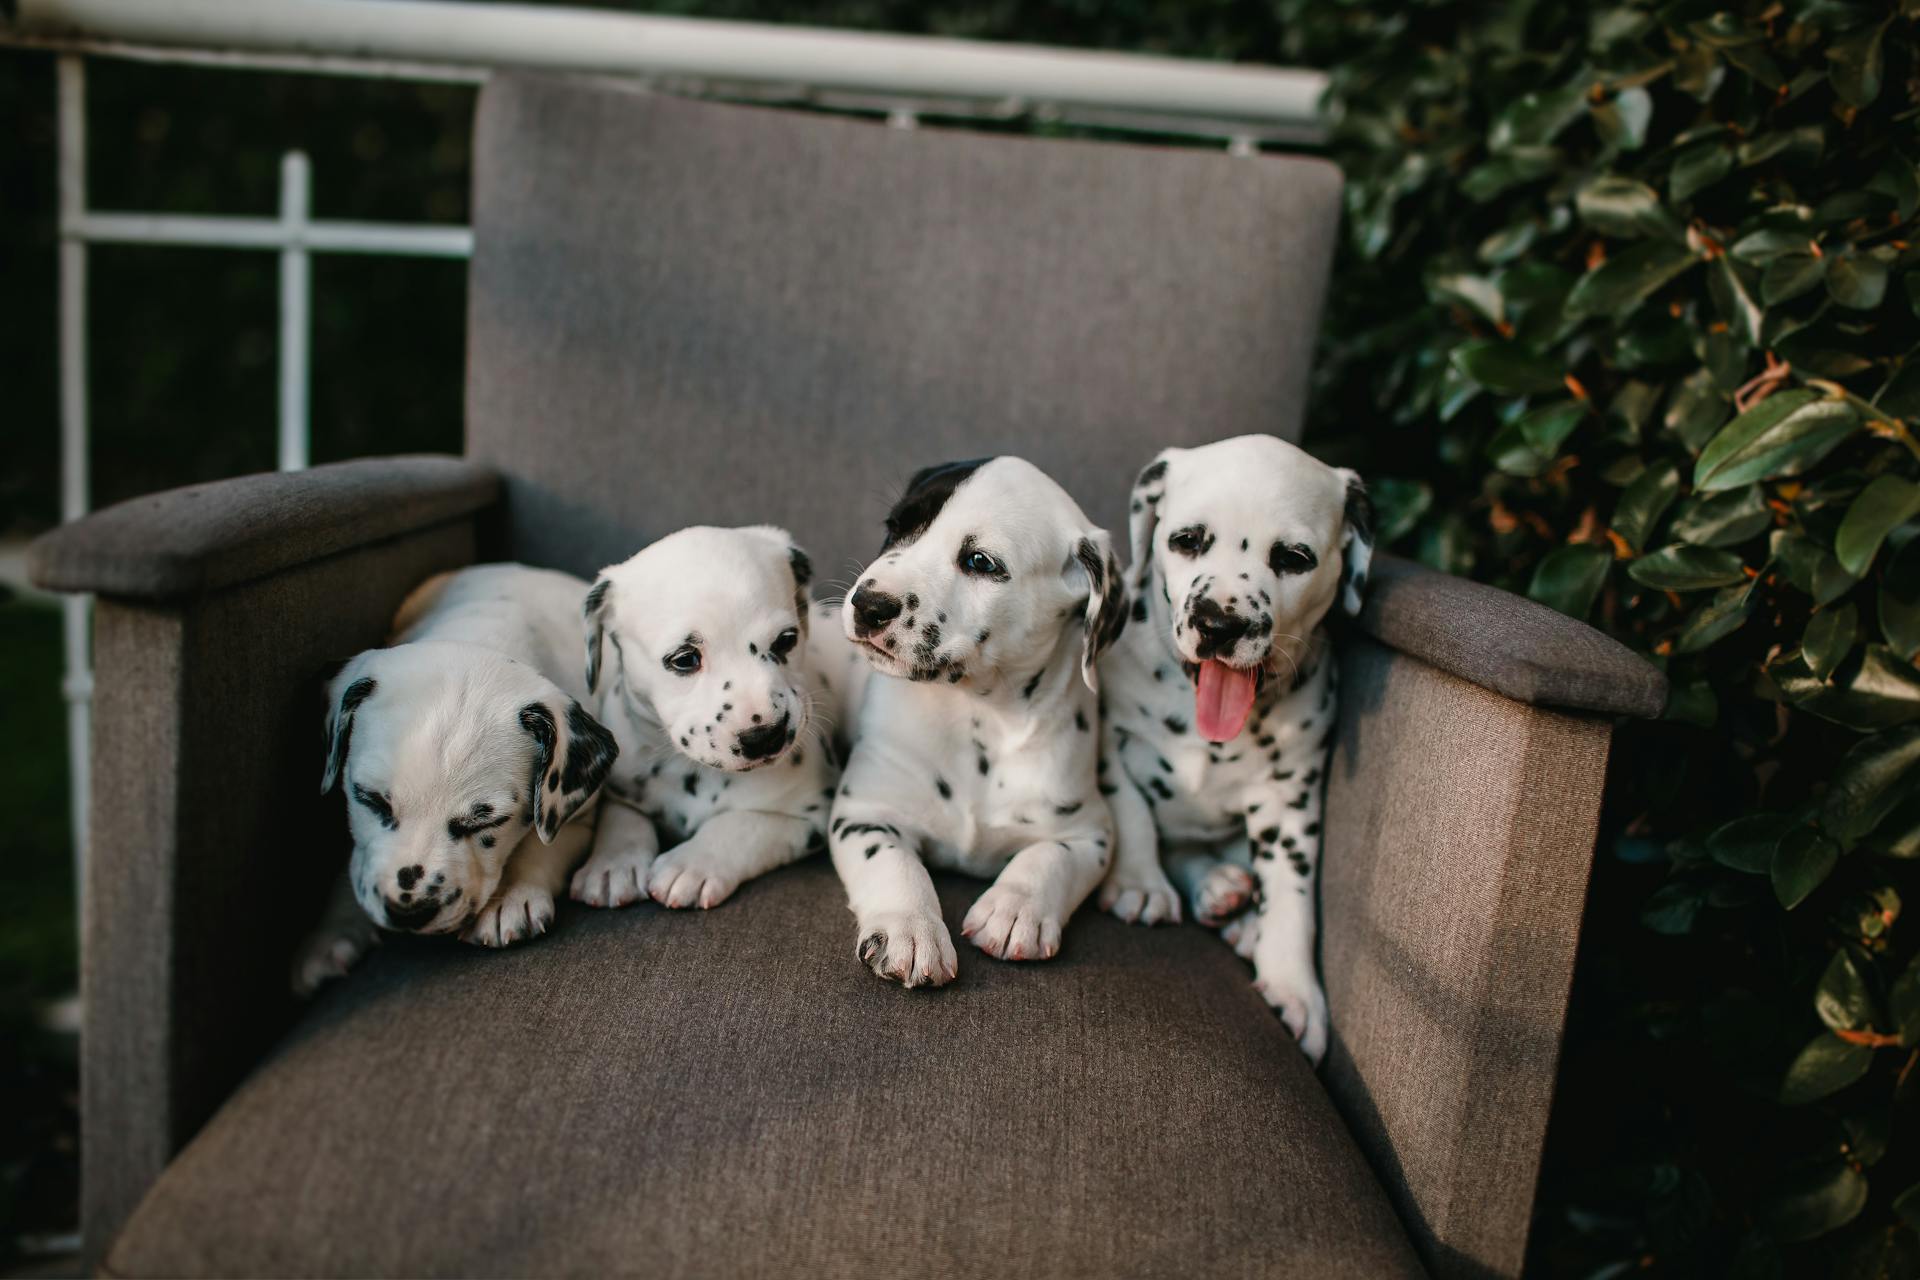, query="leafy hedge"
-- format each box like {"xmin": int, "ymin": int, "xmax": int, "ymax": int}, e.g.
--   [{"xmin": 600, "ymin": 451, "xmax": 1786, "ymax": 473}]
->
[{"xmin": 1270, "ymin": 0, "xmax": 1920, "ymax": 1273}]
